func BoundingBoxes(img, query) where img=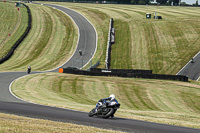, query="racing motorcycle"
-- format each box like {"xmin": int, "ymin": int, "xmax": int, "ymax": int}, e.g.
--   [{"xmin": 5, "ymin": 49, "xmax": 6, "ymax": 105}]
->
[
  {"xmin": 27, "ymin": 67, "xmax": 31, "ymax": 74},
  {"xmin": 88, "ymin": 101, "xmax": 120, "ymax": 118}
]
